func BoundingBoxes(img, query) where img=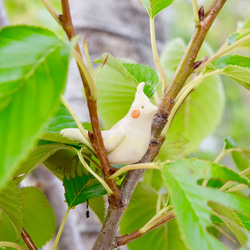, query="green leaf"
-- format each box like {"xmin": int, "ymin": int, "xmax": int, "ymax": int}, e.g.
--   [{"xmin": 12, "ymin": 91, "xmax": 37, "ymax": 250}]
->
[
  {"xmin": 44, "ymin": 146, "xmax": 84, "ymax": 180},
  {"xmin": 160, "ymin": 38, "xmax": 186, "ymax": 83},
  {"xmin": 227, "ymin": 17, "xmax": 250, "ymax": 48},
  {"xmin": 0, "ymin": 180, "xmax": 22, "ymax": 240},
  {"xmin": 224, "ymin": 136, "xmax": 250, "ymax": 172},
  {"xmin": 0, "ymin": 212, "xmax": 27, "ymax": 249},
  {"xmin": 140, "ymin": 0, "xmax": 175, "ymax": 19},
  {"xmin": 123, "ymin": 63, "xmax": 158, "ymax": 98},
  {"xmin": 21, "ymin": 187, "xmax": 56, "ymax": 248},
  {"xmin": 0, "ymin": 25, "xmax": 70, "ymax": 188},
  {"xmin": 63, "ymin": 175, "xmax": 107, "ymax": 208},
  {"xmin": 46, "ymin": 103, "xmax": 78, "ymax": 133},
  {"xmin": 88, "ymin": 196, "xmax": 106, "ymax": 224},
  {"xmin": 45, "ymin": 103, "xmax": 92, "ymax": 134},
  {"xmin": 166, "ymin": 219, "xmax": 188, "ymax": 250},
  {"xmin": 207, "ymin": 55, "xmax": 250, "ymax": 90},
  {"xmin": 95, "ymin": 54, "xmax": 138, "ymax": 128},
  {"xmin": 162, "ymin": 159, "xmax": 250, "ymax": 249},
  {"xmin": 224, "ymin": 135, "xmax": 237, "ymax": 149},
  {"xmin": 12, "ymin": 143, "xmax": 75, "ymax": 183},
  {"xmin": 120, "ymin": 183, "xmax": 169, "ymax": 249},
  {"xmin": 158, "ymin": 132, "xmax": 189, "ymax": 161},
  {"xmin": 170, "ymin": 75, "xmax": 224, "ymax": 153},
  {"xmin": 209, "ymin": 202, "xmax": 249, "ymax": 246},
  {"xmin": 161, "ymin": 41, "xmax": 224, "ymax": 153},
  {"xmin": 143, "ymin": 169, "xmax": 163, "ymax": 191}
]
